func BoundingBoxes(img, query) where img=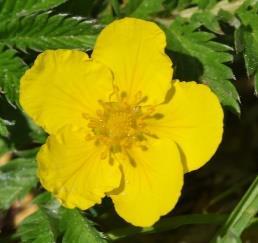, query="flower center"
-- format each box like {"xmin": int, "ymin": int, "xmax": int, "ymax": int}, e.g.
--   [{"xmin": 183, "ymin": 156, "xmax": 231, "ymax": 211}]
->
[
  {"xmin": 84, "ymin": 91, "xmax": 157, "ymax": 157},
  {"xmin": 105, "ymin": 107, "xmax": 133, "ymax": 140}
]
